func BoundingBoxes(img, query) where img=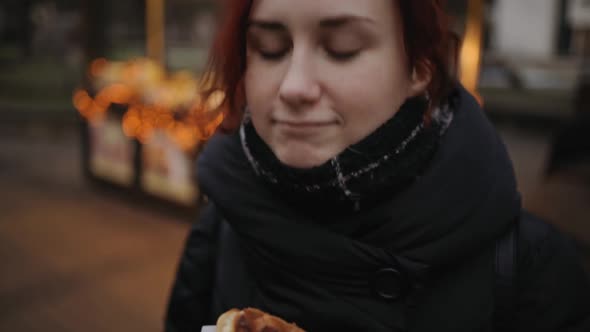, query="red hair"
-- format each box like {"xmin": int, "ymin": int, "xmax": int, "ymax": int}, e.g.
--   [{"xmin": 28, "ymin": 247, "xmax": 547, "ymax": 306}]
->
[{"xmin": 205, "ymin": 0, "xmax": 457, "ymax": 131}]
